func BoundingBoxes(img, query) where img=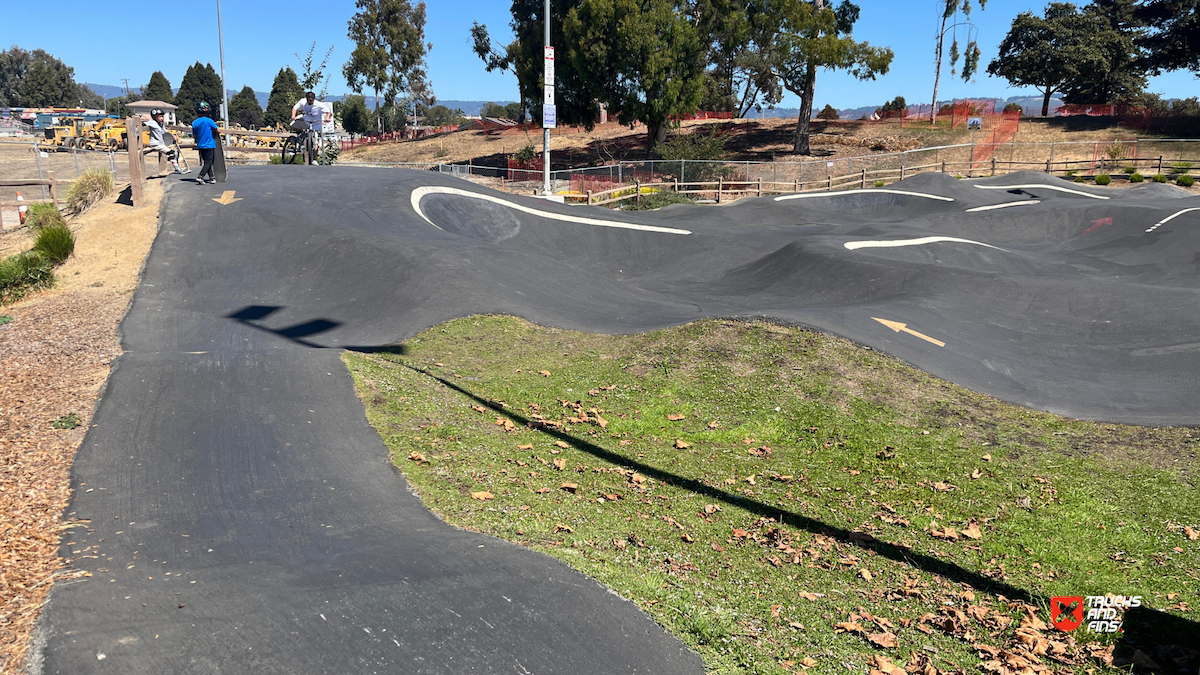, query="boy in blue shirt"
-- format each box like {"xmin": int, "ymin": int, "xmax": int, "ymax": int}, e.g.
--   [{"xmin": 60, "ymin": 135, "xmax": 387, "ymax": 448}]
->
[{"xmin": 191, "ymin": 101, "xmax": 219, "ymax": 184}]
